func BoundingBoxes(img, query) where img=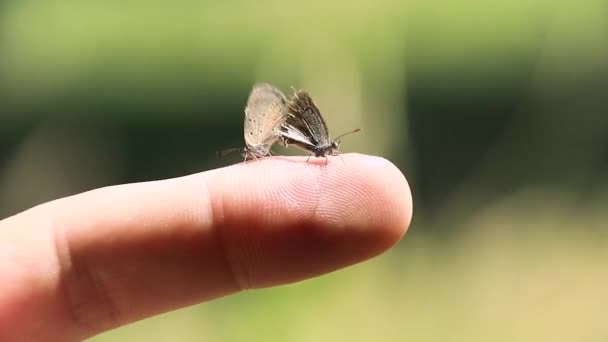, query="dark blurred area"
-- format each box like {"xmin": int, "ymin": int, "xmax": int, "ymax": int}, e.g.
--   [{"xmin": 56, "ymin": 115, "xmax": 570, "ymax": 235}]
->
[{"xmin": 1, "ymin": 1, "xmax": 607, "ymax": 340}]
